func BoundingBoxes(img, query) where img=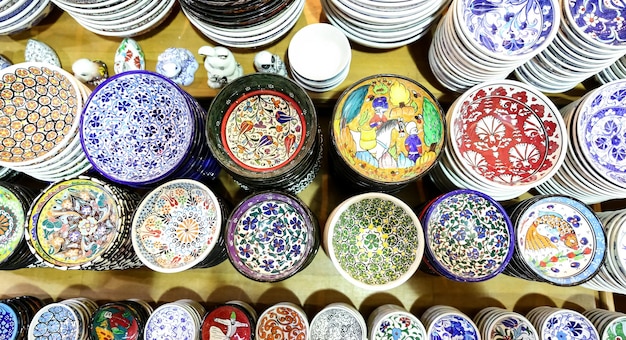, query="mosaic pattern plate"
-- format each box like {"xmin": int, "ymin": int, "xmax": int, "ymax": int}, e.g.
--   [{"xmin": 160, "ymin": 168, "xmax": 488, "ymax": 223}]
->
[
  {"xmin": 0, "ymin": 185, "xmax": 25, "ymax": 264},
  {"xmin": 449, "ymin": 80, "xmax": 566, "ymax": 186},
  {"xmin": 0, "ymin": 63, "xmax": 81, "ymax": 164},
  {"xmin": 326, "ymin": 192, "xmax": 424, "ymax": 290},
  {"xmin": 332, "ymin": 75, "xmax": 445, "ymax": 184},
  {"xmin": 422, "ymin": 189, "xmax": 514, "ymax": 281},
  {"xmin": 132, "ymin": 179, "xmax": 222, "ymax": 272},
  {"xmin": 80, "ymin": 70, "xmax": 195, "ymax": 185}
]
